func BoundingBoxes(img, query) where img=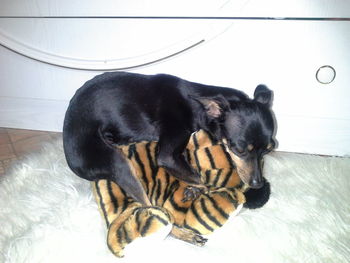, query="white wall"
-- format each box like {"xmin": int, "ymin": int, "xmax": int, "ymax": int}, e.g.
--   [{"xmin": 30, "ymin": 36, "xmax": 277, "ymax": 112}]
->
[{"xmin": 0, "ymin": 0, "xmax": 349, "ymax": 156}]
